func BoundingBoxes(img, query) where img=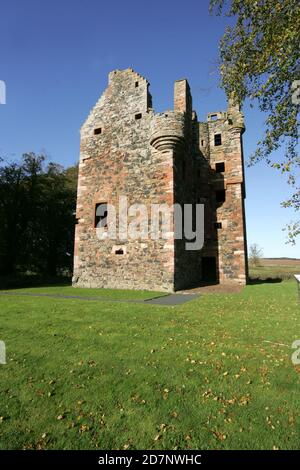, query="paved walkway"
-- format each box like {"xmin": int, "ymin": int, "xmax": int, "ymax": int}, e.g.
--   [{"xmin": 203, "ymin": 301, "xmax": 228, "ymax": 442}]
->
[{"xmin": 0, "ymin": 291, "xmax": 200, "ymax": 306}]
